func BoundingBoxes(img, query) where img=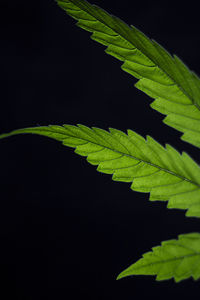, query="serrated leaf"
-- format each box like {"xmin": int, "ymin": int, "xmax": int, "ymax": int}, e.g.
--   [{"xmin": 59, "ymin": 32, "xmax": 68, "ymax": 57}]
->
[
  {"xmin": 1, "ymin": 124, "xmax": 200, "ymax": 217},
  {"xmin": 117, "ymin": 233, "xmax": 200, "ymax": 282},
  {"xmin": 56, "ymin": 0, "xmax": 200, "ymax": 148}
]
